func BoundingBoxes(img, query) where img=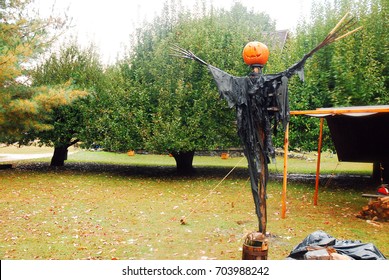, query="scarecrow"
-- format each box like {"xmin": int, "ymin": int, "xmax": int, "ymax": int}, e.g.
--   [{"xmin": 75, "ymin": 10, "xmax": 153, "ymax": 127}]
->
[{"xmin": 172, "ymin": 13, "xmax": 361, "ymax": 236}]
